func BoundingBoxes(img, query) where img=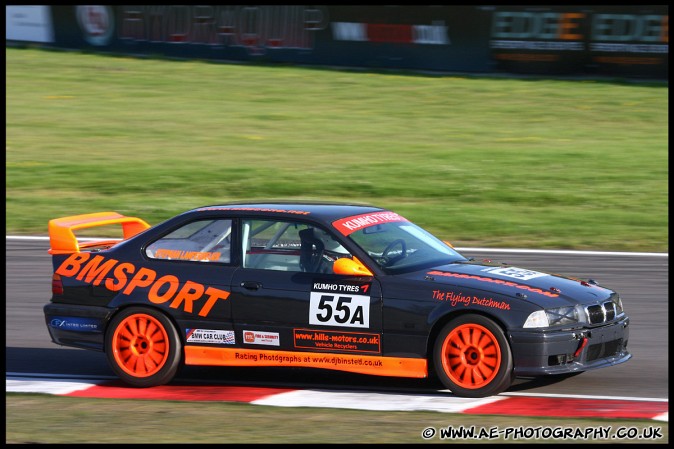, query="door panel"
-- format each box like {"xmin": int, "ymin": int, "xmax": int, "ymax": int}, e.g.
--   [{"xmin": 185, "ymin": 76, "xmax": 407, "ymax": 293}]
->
[{"xmin": 230, "ymin": 268, "xmax": 382, "ymax": 354}]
